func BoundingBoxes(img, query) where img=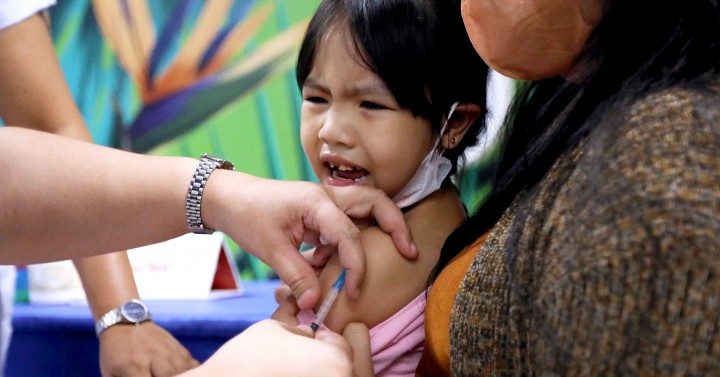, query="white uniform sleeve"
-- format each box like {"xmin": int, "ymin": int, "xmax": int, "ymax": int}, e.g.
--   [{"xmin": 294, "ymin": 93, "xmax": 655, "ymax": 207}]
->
[{"xmin": 0, "ymin": 0, "xmax": 56, "ymax": 30}]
